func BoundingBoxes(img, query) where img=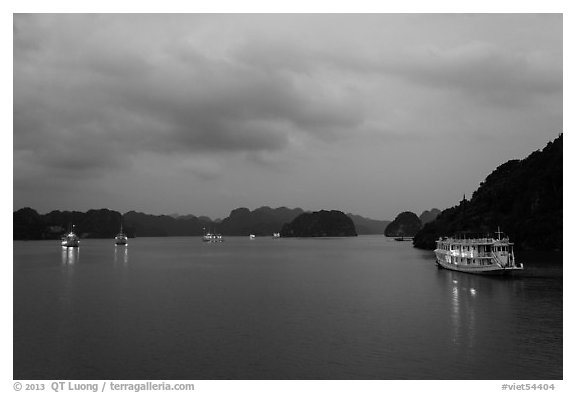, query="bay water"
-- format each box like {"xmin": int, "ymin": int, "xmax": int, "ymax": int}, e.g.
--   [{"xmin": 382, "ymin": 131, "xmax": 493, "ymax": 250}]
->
[{"xmin": 13, "ymin": 236, "xmax": 562, "ymax": 379}]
